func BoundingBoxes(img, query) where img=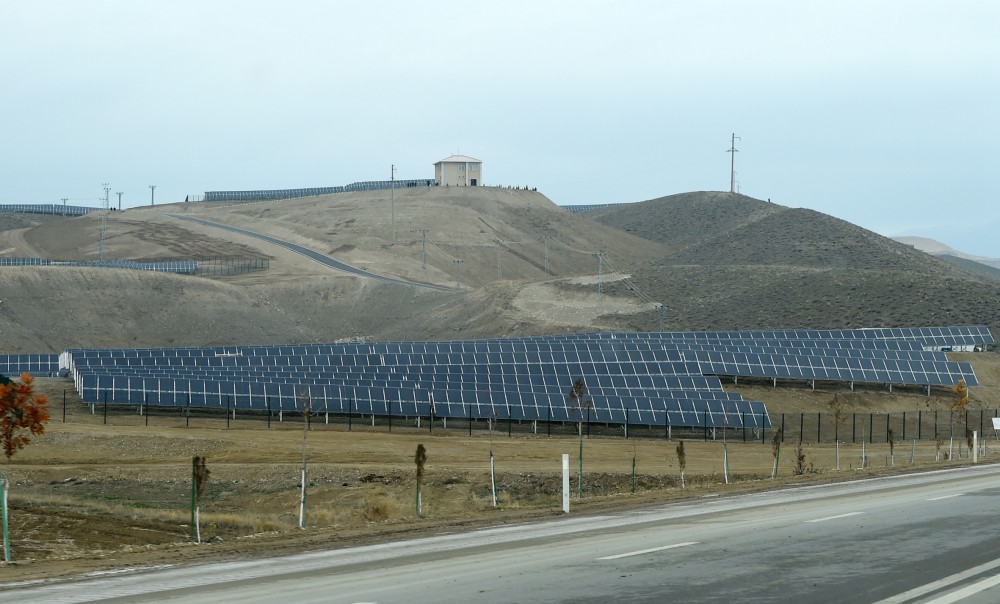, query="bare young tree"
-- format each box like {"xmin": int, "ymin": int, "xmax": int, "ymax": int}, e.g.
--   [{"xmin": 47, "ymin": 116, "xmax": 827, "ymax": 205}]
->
[
  {"xmin": 298, "ymin": 388, "xmax": 312, "ymax": 530},
  {"xmin": 566, "ymin": 378, "xmax": 592, "ymax": 499},
  {"xmin": 414, "ymin": 443, "xmax": 427, "ymax": 517},
  {"xmin": 771, "ymin": 429, "xmax": 783, "ymax": 479},
  {"xmin": 192, "ymin": 456, "xmax": 210, "ymax": 543},
  {"xmin": 675, "ymin": 440, "xmax": 687, "ymax": 488}
]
